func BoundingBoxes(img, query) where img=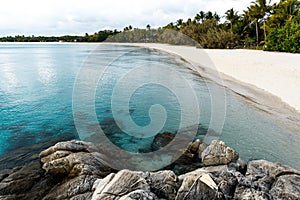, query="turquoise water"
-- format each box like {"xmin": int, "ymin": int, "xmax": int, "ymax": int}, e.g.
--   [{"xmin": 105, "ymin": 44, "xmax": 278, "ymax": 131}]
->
[{"xmin": 1, "ymin": 43, "xmax": 300, "ymax": 170}]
